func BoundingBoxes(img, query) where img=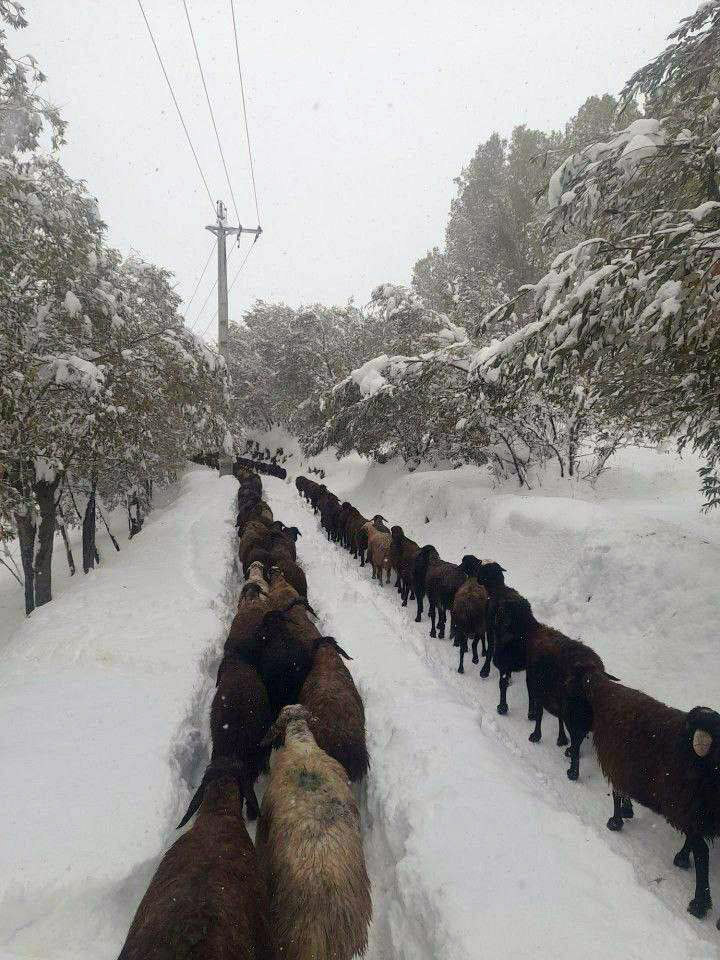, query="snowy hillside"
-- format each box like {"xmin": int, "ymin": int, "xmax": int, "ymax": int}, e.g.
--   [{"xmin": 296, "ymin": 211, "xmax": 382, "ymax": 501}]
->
[{"xmin": 1, "ymin": 445, "xmax": 719, "ymax": 959}]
